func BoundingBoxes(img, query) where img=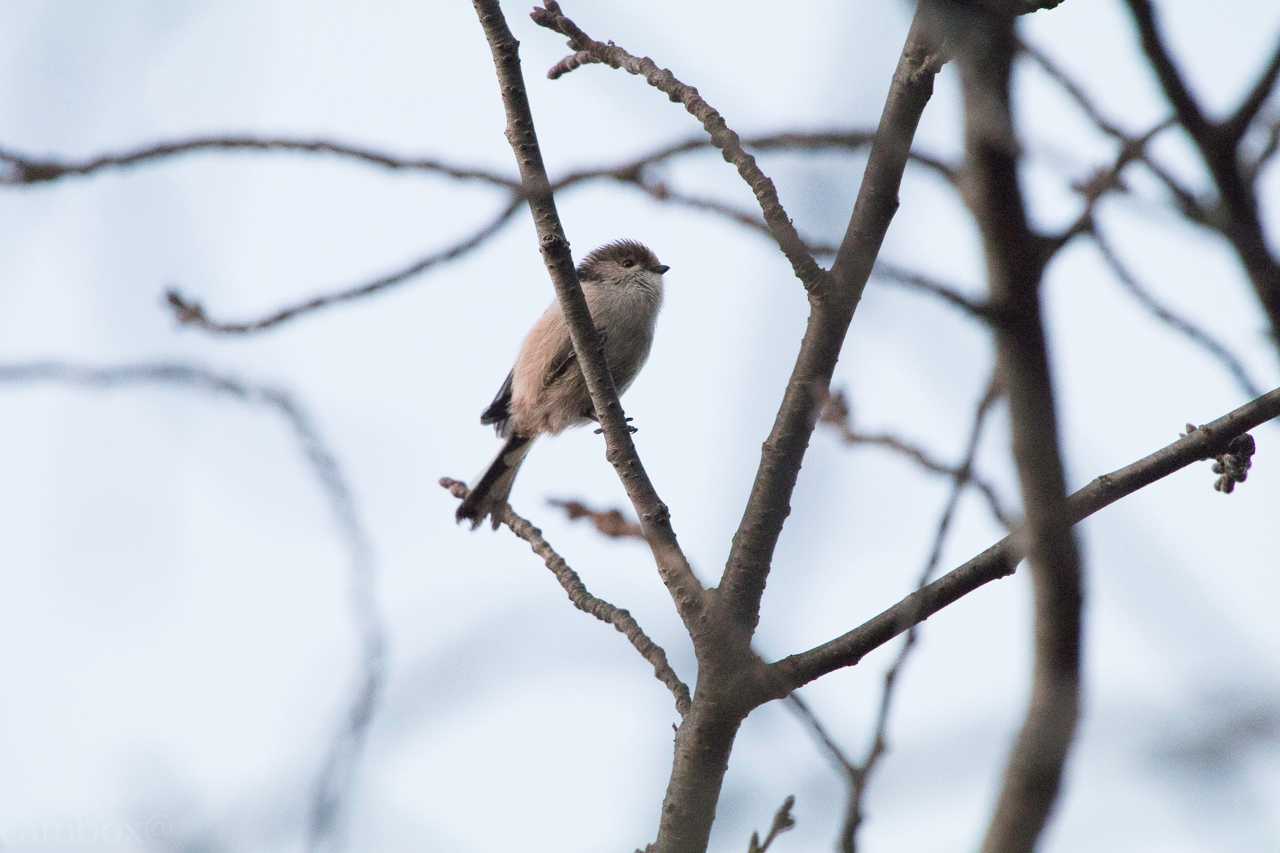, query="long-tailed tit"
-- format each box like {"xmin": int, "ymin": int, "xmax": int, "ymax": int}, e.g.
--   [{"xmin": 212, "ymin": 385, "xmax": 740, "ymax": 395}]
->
[{"xmin": 456, "ymin": 239, "xmax": 669, "ymax": 529}]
